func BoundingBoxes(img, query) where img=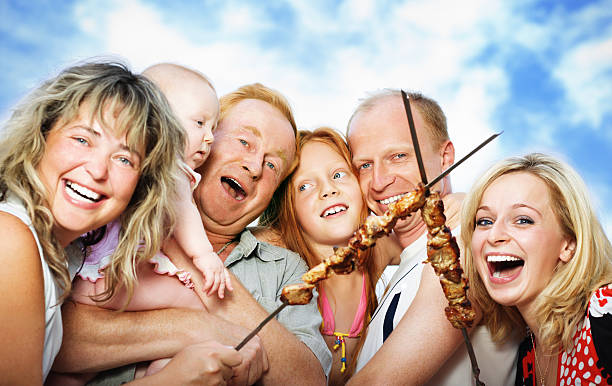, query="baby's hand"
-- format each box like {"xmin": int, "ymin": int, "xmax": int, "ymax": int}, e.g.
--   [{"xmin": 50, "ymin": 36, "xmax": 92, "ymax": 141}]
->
[{"xmin": 193, "ymin": 252, "xmax": 233, "ymax": 298}]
